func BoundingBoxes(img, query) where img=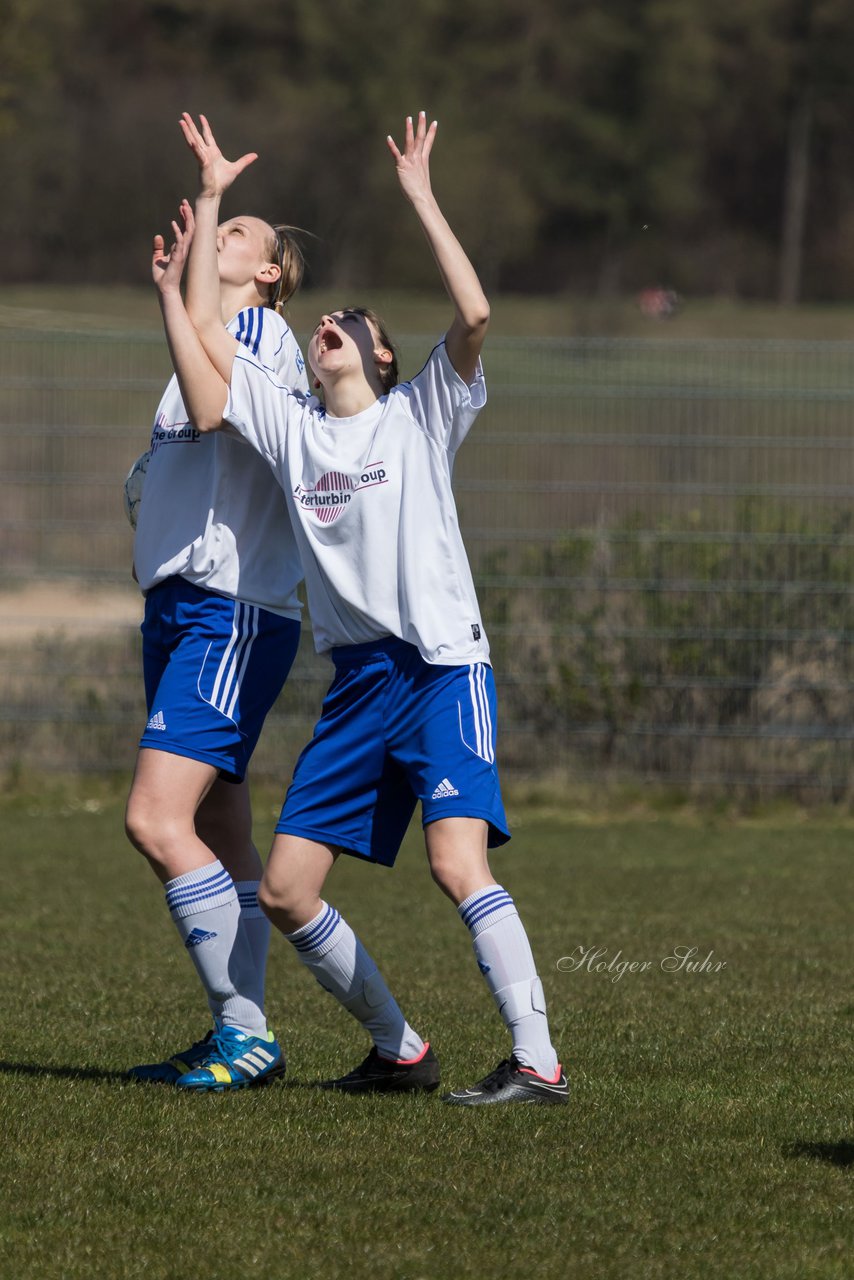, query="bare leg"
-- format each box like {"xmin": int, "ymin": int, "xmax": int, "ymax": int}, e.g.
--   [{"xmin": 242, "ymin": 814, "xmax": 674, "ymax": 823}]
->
[
  {"xmin": 195, "ymin": 775, "xmax": 263, "ymax": 881},
  {"xmin": 125, "ymin": 748, "xmax": 219, "ymax": 882},
  {"xmin": 426, "ymin": 816, "xmax": 558, "ymax": 1080},
  {"xmin": 424, "ymin": 816, "xmax": 495, "ymax": 904},
  {"xmin": 258, "ymin": 833, "xmax": 338, "ymax": 933},
  {"xmin": 260, "ymin": 834, "xmax": 426, "ymax": 1063},
  {"xmin": 125, "ymin": 749, "xmax": 268, "ymax": 1046}
]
